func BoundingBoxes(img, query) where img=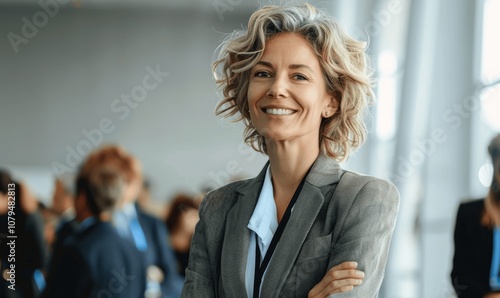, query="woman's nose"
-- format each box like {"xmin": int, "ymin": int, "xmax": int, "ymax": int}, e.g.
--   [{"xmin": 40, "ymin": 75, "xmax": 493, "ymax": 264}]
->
[{"xmin": 266, "ymin": 75, "xmax": 289, "ymax": 98}]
